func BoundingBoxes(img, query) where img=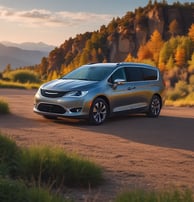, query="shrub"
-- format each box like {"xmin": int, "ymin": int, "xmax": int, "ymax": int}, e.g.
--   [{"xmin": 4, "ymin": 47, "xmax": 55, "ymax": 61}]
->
[
  {"xmin": 4, "ymin": 70, "xmax": 40, "ymax": 83},
  {"xmin": 0, "ymin": 80, "xmax": 40, "ymax": 89},
  {"xmin": 189, "ymin": 75, "xmax": 194, "ymax": 85},
  {"xmin": 0, "ymin": 98, "xmax": 10, "ymax": 114}
]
